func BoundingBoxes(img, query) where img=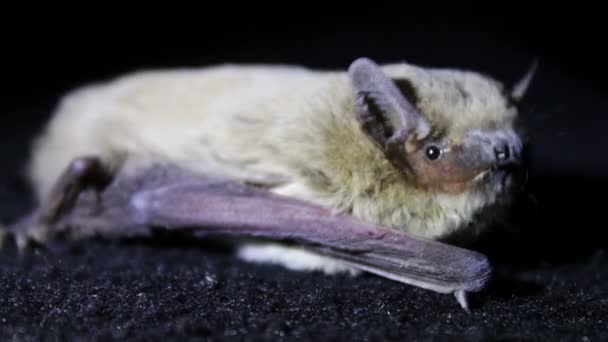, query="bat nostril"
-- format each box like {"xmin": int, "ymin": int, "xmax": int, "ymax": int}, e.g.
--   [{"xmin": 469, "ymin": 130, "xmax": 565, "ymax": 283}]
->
[{"xmin": 494, "ymin": 144, "xmax": 510, "ymax": 161}]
